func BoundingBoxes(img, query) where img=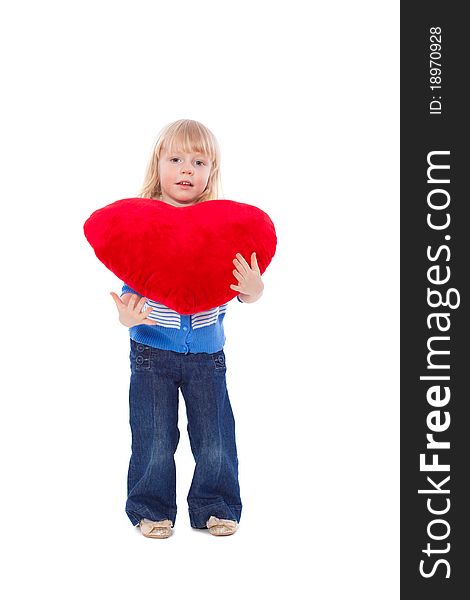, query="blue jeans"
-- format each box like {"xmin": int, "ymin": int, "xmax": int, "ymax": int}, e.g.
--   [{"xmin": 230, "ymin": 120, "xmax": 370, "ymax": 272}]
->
[{"xmin": 125, "ymin": 339, "xmax": 242, "ymax": 528}]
